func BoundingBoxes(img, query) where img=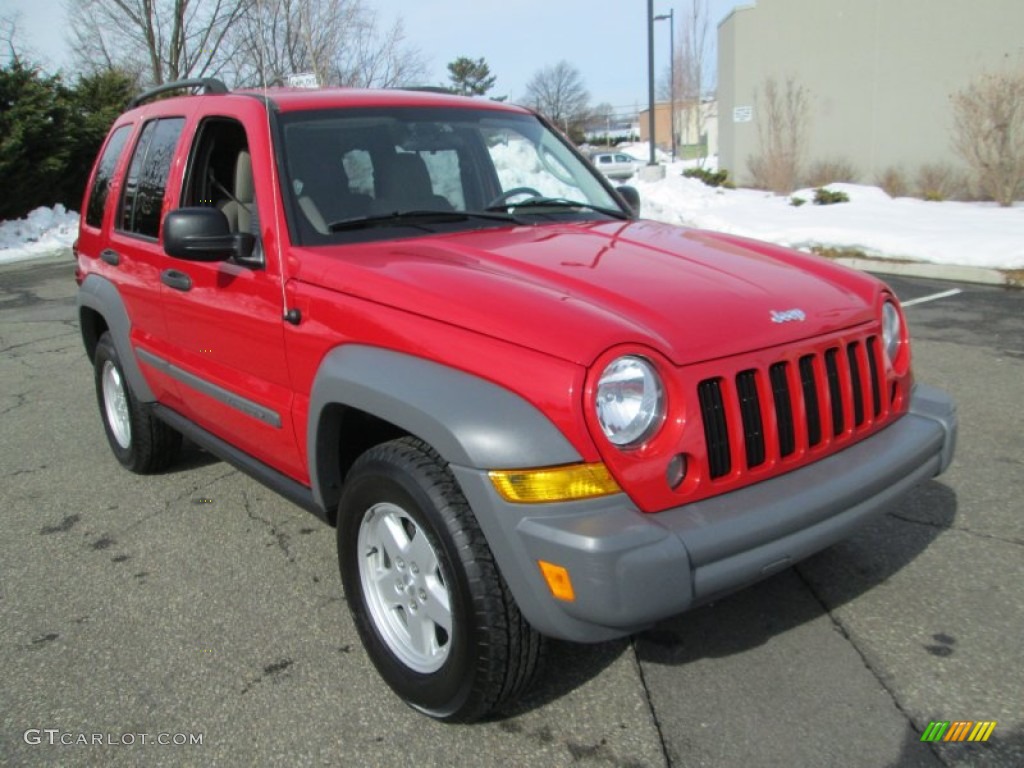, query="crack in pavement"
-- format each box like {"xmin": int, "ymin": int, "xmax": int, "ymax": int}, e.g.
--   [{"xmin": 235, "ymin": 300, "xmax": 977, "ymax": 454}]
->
[
  {"xmin": 242, "ymin": 489, "xmax": 295, "ymax": 563},
  {"xmin": 630, "ymin": 638, "xmax": 672, "ymax": 768},
  {"xmin": 120, "ymin": 468, "xmax": 239, "ymax": 536},
  {"xmin": 0, "ymin": 392, "xmax": 29, "ymax": 417},
  {"xmin": 793, "ymin": 567, "xmax": 950, "ymax": 768},
  {"xmin": 887, "ymin": 511, "xmax": 1023, "ymax": 548},
  {"xmin": 0, "ymin": 329, "xmax": 79, "ymax": 356}
]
